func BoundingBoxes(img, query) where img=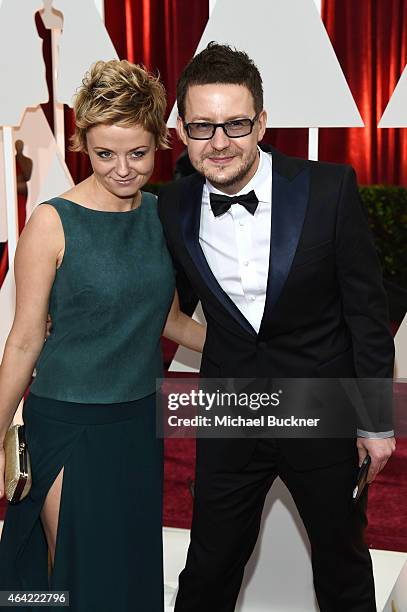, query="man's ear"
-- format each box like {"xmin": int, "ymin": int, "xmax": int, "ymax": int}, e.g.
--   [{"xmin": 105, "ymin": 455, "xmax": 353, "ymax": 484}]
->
[
  {"xmin": 176, "ymin": 116, "xmax": 188, "ymax": 146},
  {"xmin": 257, "ymin": 110, "xmax": 267, "ymax": 143}
]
